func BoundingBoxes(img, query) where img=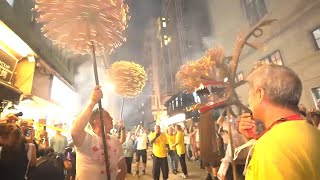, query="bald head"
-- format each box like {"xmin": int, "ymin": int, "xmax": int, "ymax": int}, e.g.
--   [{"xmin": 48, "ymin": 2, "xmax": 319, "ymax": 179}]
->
[
  {"xmin": 168, "ymin": 126, "xmax": 173, "ymax": 135},
  {"xmin": 154, "ymin": 125, "xmax": 160, "ymax": 133}
]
